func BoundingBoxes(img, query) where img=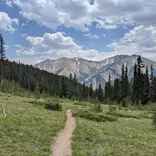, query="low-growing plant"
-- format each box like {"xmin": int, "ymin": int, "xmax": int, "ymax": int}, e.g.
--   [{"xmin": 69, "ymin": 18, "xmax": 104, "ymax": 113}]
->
[
  {"xmin": 73, "ymin": 109, "xmax": 117, "ymax": 122},
  {"xmin": 35, "ymin": 84, "xmax": 41, "ymax": 99},
  {"xmin": 92, "ymin": 103, "xmax": 103, "ymax": 113},
  {"xmin": 139, "ymin": 111, "xmax": 152, "ymax": 119},
  {"xmin": 152, "ymin": 110, "xmax": 156, "ymax": 129},
  {"xmin": 145, "ymin": 103, "xmax": 156, "ymax": 113},
  {"xmin": 122, "ymin": 98, "xmax": 126, "ymax": 107},
  {"xmin": 108, "ymin": 112, "xmax": 141, "ymax": 119},
  {"xmin": 74, "ymin": 101, "xmax": 92, "ymax": 107},
  {"xmin": 44, "ymin": 101, "xmax": 62, "ymax": 111},
  {"xmin": 108, "ymin": 105, "xmax": 117, "ymax": 114},
  {"xmin": 107, "ymin": 105, "xmax": 144, "ymax": 119}
]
